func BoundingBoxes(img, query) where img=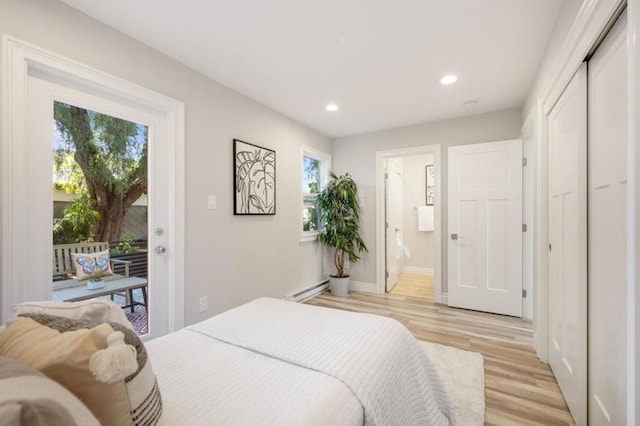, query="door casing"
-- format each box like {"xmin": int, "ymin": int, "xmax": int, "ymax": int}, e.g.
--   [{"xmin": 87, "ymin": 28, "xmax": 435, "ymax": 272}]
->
[
  {"xmin": 1, "ymin": 35, "xmax": 185, "ymax": 335},
  {"xmin": 375, "ymin": 145, "xmax": 442, "ymax": 300}
]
